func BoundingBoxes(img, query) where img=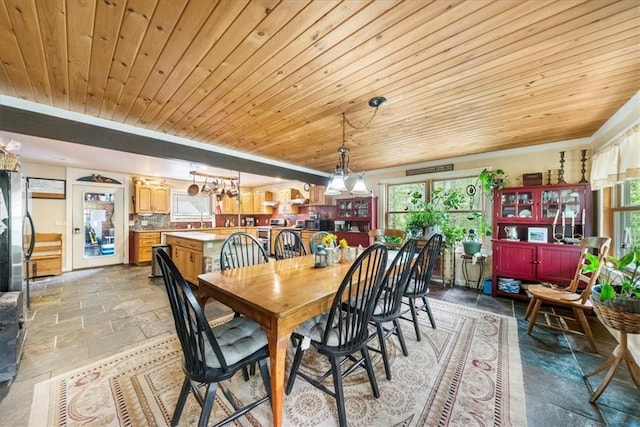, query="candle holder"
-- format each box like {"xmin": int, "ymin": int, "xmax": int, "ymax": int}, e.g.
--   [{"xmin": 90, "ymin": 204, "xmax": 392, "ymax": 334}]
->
[
  {"xmin": 557, "ymin": 151, "xmax": 566, "ymax": 184},
  {"xmin": 579, "ymin": 149, "xmax": 588, "ymax": 183},
  {"xmin": 563, "ymin": 226, "xmax": 581, "ymax": 244},
  {"xmin": 552, "ymin": 224, "xmax": 564, "ymax": 243},
  {"xmin": 546, "ymin": 169, "xmax": 552, "ymax": 185}
]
